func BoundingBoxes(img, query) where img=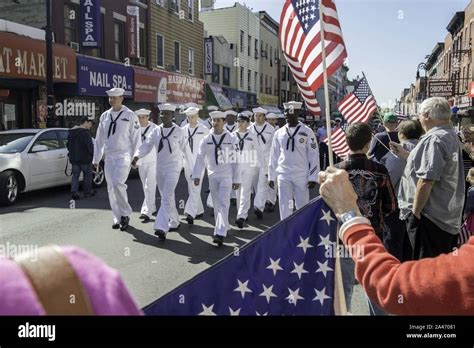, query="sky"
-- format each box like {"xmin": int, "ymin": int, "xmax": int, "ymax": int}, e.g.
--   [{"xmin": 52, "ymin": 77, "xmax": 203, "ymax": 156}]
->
[{"xmin": 208, "ymin": 0, "xmax": 470, "ymax": 108}]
